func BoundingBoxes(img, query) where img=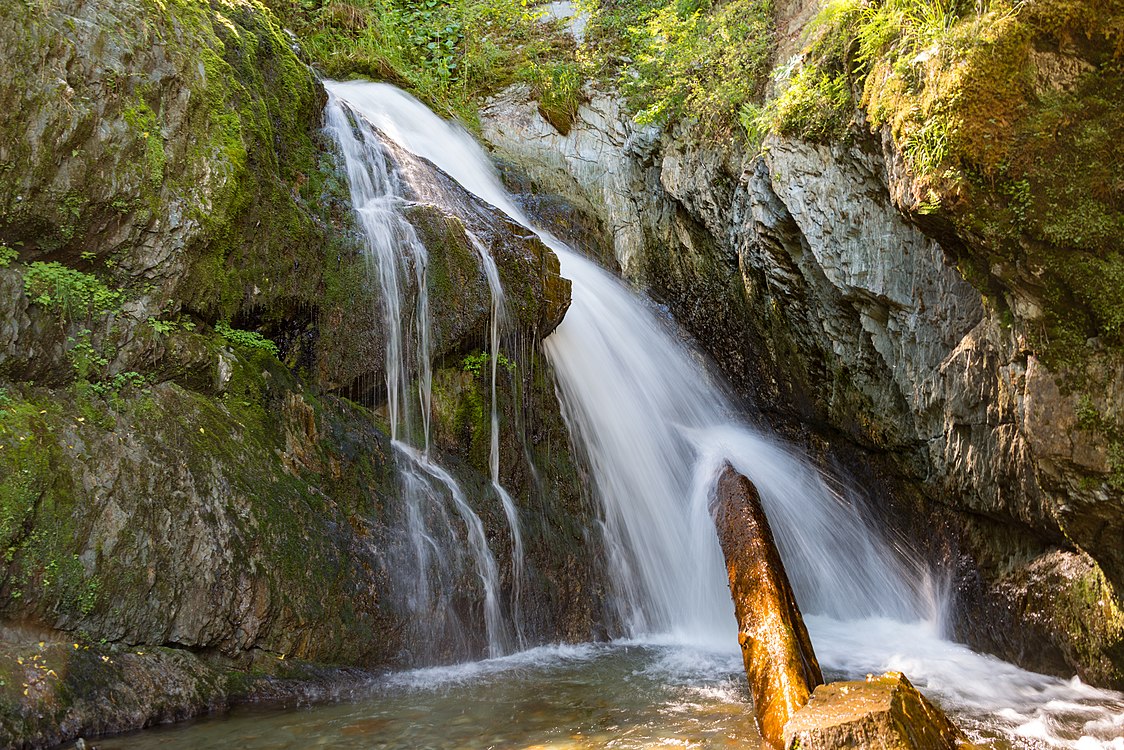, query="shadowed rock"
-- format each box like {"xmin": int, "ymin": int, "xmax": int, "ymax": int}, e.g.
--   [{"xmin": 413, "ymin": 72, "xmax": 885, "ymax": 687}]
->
[
  {"xmin": 713, "ymin": 463, "xmax": 824, "ymax": 748},
  {"xmin": 783, "ymin": 671, "xmax": 972, "ymax": 750}
]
